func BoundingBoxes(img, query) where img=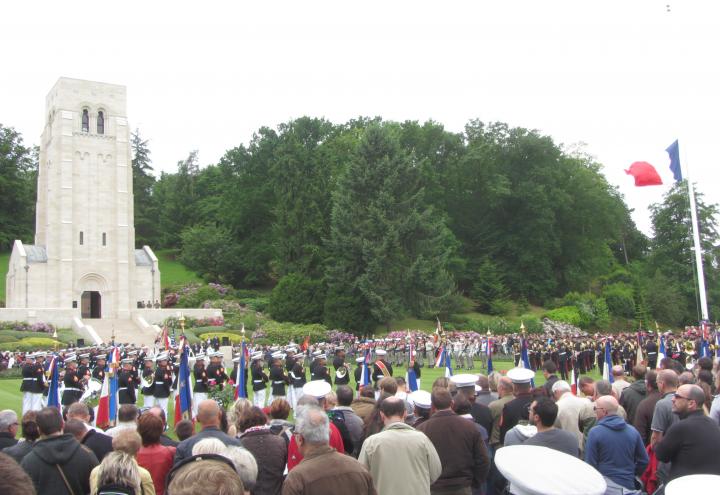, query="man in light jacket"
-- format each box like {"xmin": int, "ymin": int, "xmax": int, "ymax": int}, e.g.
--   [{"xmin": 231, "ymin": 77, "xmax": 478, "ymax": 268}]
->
[{"xmin": 359, "ymin": 397, "xmax": 441, "ymax": 495}]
